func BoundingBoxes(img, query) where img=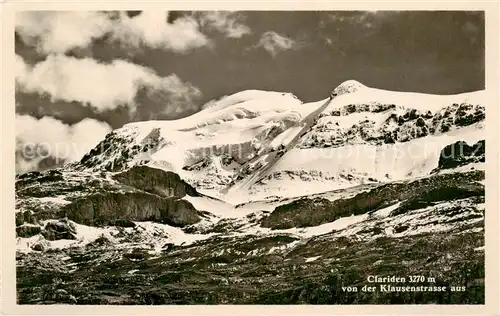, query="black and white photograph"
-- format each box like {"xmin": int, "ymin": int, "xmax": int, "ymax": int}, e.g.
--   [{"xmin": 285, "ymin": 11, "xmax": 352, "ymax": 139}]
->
[{"xmin": 5, "ymin": 6, "xmax": 498, "ymax": 309}]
